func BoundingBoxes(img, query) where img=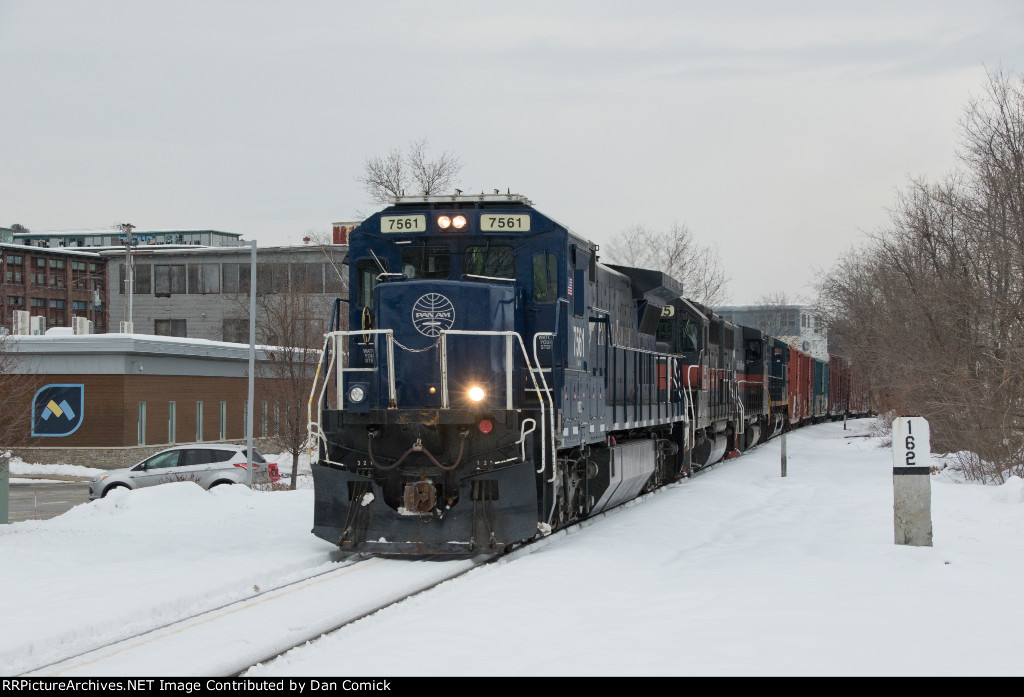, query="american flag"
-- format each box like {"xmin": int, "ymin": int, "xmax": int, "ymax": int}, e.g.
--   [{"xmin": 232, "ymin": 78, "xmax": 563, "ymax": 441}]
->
[{"xmin": 567, "ymin": 276, "xmax": 573, "ymax": 296}]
